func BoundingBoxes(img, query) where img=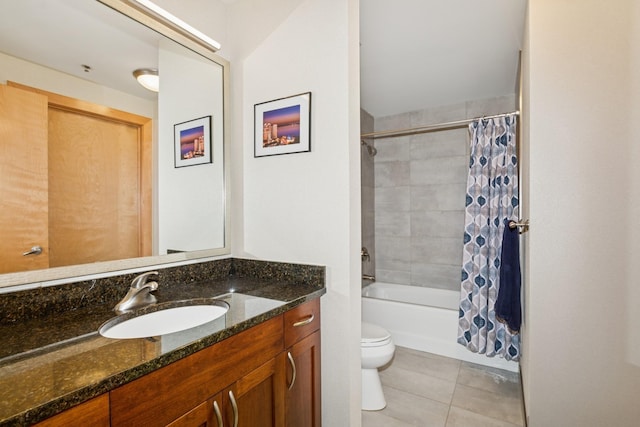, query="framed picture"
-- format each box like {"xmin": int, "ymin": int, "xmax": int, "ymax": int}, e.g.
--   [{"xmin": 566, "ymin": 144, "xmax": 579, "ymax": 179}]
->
[
  {"xmin": 174, "ymin": 116, "xmax": 212, "ymax": 168},
  {"xmin": 254, "ymin": 92, "xmax": 311, "ymax": 157}
]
